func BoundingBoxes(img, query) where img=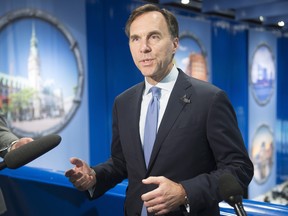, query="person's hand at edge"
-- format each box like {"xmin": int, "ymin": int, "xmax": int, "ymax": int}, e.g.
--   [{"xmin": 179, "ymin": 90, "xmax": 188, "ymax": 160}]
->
[{"xmin": 9, "ymin": 137, "xmax": 34, "ymax": 151}]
